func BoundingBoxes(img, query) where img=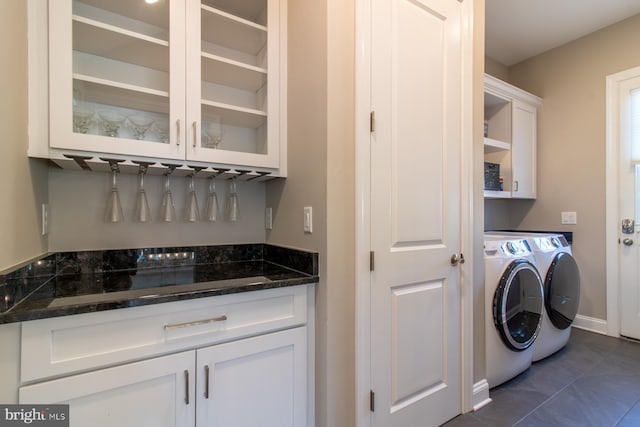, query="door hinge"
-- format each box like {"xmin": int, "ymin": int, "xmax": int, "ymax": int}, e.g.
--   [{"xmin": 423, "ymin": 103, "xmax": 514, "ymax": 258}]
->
[
  {"xmin": 370, "ymin": 251, "xmax": 375, "ymax": 271},
  {"xmin": 370, "ymin": 390, "xmax": 375, "ymax": 412},
  {"xmin": 370, "ymin": 111, "xmax": 376, "ymax": 133}
]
